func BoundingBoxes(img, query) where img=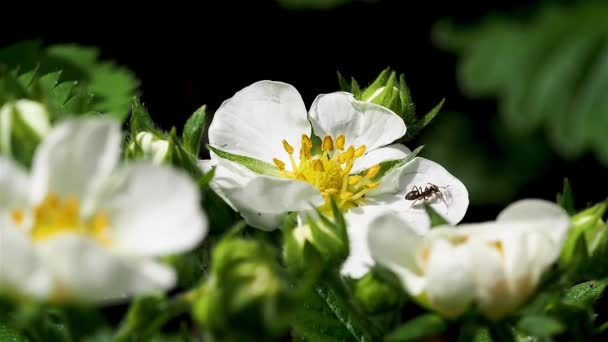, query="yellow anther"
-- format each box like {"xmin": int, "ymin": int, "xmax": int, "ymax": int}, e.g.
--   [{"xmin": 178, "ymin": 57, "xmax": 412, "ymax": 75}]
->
[
  {"xmin": 11, "ymin": 209, "xmax": 24, "ymax": 225},
  {"xmin": 273, "ymin": 158, "xmax": 286, "ymax": 170},
  {"xmin": 335, "ymin": 134, "xmax": 345, "ymax": 150},
  {"xmin": 313, "ymin": 159, "xmax": 325, "ymax": 172},
  {"xmin": 282, "ymin": 139, "xmax": 294, "ymax": 154},
  {"xmin": 300, "ymin": 147, "xmax": 311, "ymax": 160},
  {"xmin": 365, "ymin": 164, "xmax": 381, "ymax": 178},
  {"xmin": 339, "ymin": 146, "xmax": 355, "ymax": 163},
  {"xmin": 354, "ymin": 145, "xmax": 366, "ymax": 158},
  {"xmin": 324, "ymin": 188, "xmax": 338, "ymax": 195},
  {"xmin": 301, "ymin": 134, "xmax": 312, "ymax": 147},
  {"xmin": 348, "ymin": 175, "xmax": 363, "ymax": 185},
  {"xmin": 365, "ymin": 181, "xmax": 380, "ymax": 189},
  {"xmin": 340, "ymin": 192, "xmax": 353, "ymax": 200},
  {"xmin": 322, "ymin": 135, "xmax": 334, "ymax": 151}
]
